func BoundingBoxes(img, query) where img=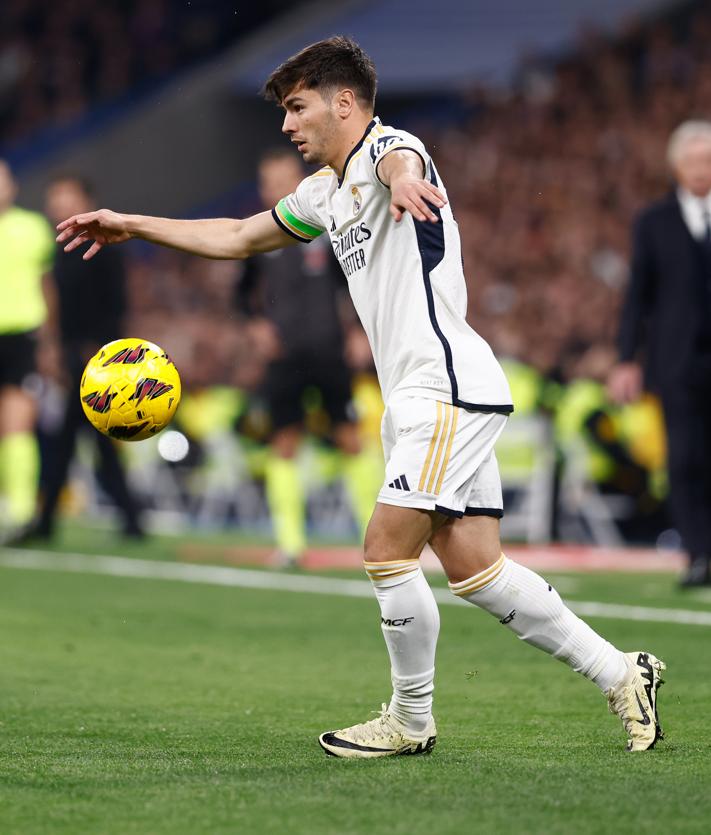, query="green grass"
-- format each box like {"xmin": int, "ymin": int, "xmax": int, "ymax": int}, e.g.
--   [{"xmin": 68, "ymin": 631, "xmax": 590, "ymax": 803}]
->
[
  {"xmin": 1, "ymin": 534, "xmax": 710, "ymax": 834},
  {"xmin": 10, "ymin": 518, "xmax": 276, "ymax": 560}
]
